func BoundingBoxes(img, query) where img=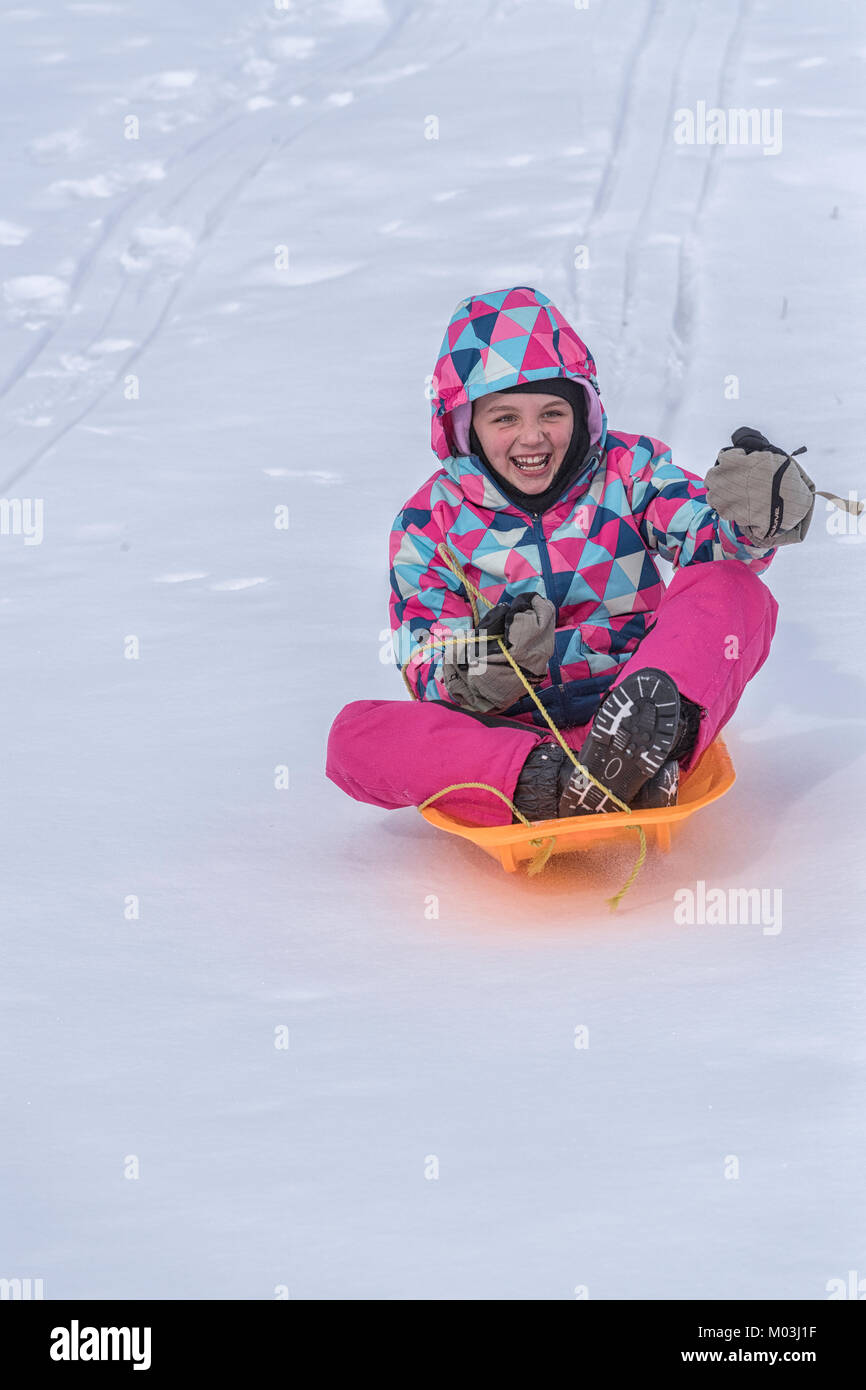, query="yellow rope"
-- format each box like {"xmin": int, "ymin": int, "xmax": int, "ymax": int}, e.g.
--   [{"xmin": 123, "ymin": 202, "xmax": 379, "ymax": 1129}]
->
[
  {"xmin": 409, "ymin": 543, "xmax": 648, "ymax": 910},
  {"xmin": 417, "ymin": 781, "xmax": 557, "ymax": 876}
]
